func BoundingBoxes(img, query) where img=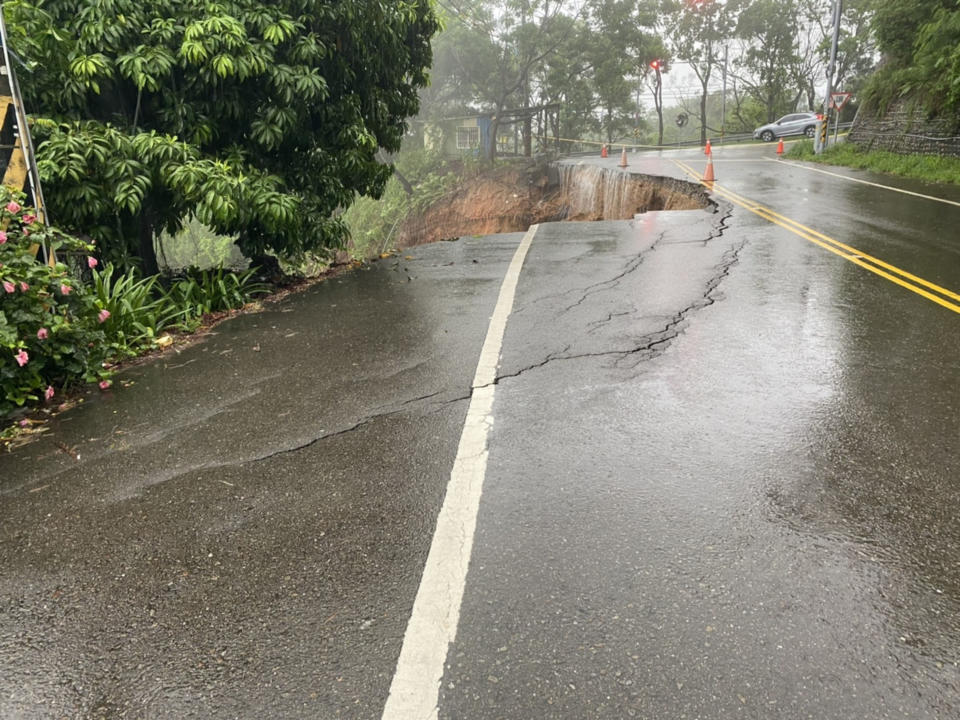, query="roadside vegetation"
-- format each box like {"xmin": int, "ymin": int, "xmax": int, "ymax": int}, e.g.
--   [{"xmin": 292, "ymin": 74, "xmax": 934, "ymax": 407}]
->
[
  {"xmin": 342, "ymin": 150, "xmax": 484, "ymax": 259},
  {"xmin": 861, "ymin": 1, "xmax": 960, "ymax": 118},
  {"xmin": 787, "ymin": 141, "xmax": 960, "ymax": 185},
  {"xmin": 1, "ymin": 0, "xmax": 439, "ymax": 430},
  {"xmin": 0, "ymin": 185, "xmax": 270, "ymax": 425}
]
